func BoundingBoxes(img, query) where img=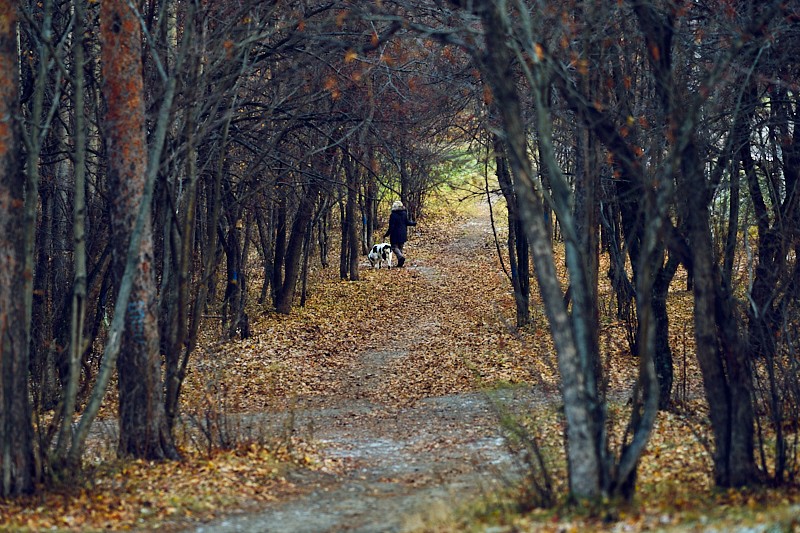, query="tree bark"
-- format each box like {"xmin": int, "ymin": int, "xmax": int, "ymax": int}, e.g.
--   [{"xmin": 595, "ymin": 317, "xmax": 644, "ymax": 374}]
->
[
  {"xmin": 22, "ymin": 0, "xmax": 57, "ymax": 395},
  {"xmin": 339, "ymin": 195, "xmax": 349, "ymax": 280},
  {"xmin": 573, "ymin": 106, "xmax": 601, "ymax": 388},
  {"xmin": 100, "ymin": 0, "xmax": 174, "ymax": 460},
  {"xmin": 364, "ymin": 151, "xmax": 378, "ymax": 249},
  {"xmin": 275, "ymin": 181, "xmax": 320, "ymax": 314},
  {"xmin": 344, "ymin": 153, "xmax": 360, "ymax": 280},
  {"xmin": 652, "ymin": 257, "xmax": 678, "ymax": 409},
  {"xmin": 478, "ymin": 2, "xmax": 603, "ymax": 501},
  {"xmin": 493, "ymin": 135, "xmax": 529, "ymax": 327},
  {"xmin": 272, "ymin": 196, "xmax": 286, "ymax": 304},
  {"xmin": 0, "ymin": 1, "xmax": 37, "ymax": 494},
  {"xmin": 54, "ymin": 0, "xmax": 88, "ymax": 464},
  {"xmin": 680, "ymin": 143, "xmax": 757, "ymax": 487},
  {"xmin": 256, "ymin": 206, "xmax": 275, "ymax": 304}
]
